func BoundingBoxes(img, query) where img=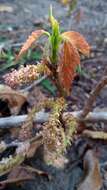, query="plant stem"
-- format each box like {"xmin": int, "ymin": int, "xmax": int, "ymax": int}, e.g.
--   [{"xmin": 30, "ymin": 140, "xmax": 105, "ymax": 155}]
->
[{"xmin": 80, "ymin": 71, "xmax": 107, "ymax": 119}]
